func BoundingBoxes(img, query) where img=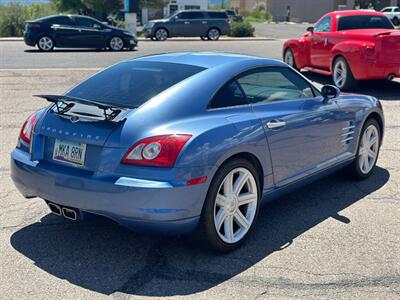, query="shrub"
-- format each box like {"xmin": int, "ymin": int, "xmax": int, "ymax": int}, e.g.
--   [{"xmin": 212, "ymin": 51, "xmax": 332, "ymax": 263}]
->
[
  {"xmin": 229, "ymin": 21, "xmax": 254, "ymax": 37},
  {"xmin": 0, "ymin": 2, "xmax": 57, "ymax": 37},
  {"xmin": 242, "ymin": 4, "xmax": 272, "ymax": 23}
]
